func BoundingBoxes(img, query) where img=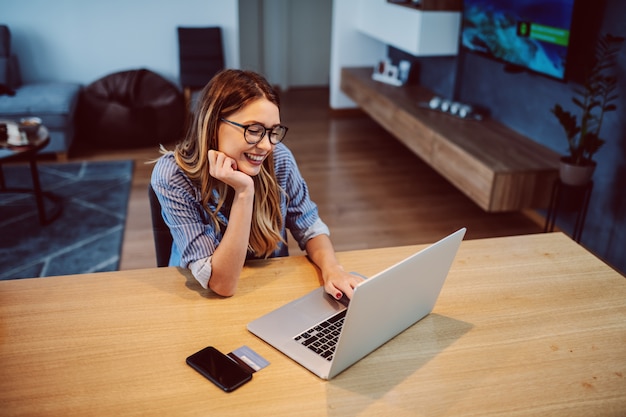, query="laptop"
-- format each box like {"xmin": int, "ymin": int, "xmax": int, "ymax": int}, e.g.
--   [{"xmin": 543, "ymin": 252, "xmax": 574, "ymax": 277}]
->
[{"xmin": 247, "ymin": 228, "xmax": 466, "ymax": 380}]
